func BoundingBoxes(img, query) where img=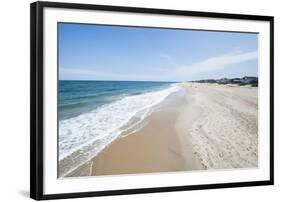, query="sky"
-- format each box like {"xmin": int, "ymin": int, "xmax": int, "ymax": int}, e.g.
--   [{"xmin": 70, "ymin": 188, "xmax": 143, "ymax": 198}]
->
[{"xmin": 59, "ymin": 23, "xmax": 258, "ymax": 81}]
